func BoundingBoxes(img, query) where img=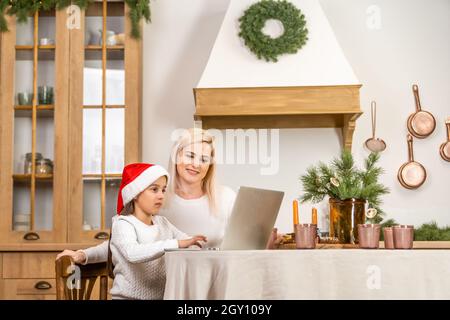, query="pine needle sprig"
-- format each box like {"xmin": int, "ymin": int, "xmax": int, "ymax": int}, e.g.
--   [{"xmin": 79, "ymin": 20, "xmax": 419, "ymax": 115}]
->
[{"xmin": 300, "ymin": 150, "xmax": 390, "ymax": 221}]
